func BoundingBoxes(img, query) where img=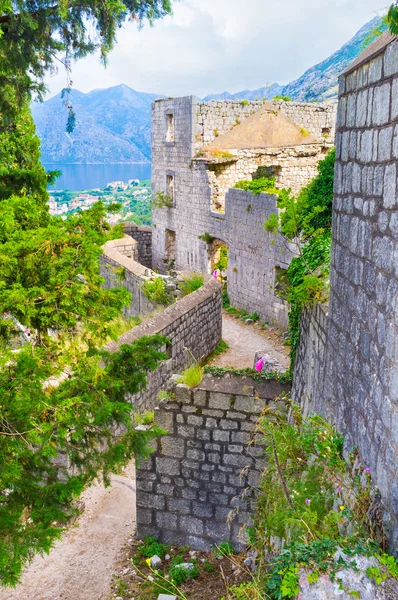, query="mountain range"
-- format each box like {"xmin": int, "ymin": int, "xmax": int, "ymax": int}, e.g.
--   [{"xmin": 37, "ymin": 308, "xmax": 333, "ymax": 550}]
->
[{"xmin": 32, "ymin": 16, "xmax": 384, "ymax": 165}]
